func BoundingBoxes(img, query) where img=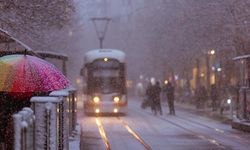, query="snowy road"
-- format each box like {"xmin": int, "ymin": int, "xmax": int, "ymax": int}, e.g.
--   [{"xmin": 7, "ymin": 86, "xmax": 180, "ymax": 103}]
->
[{"xmin": 77, "ymin": 97, "xmax": 250, "ymax": 150}]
